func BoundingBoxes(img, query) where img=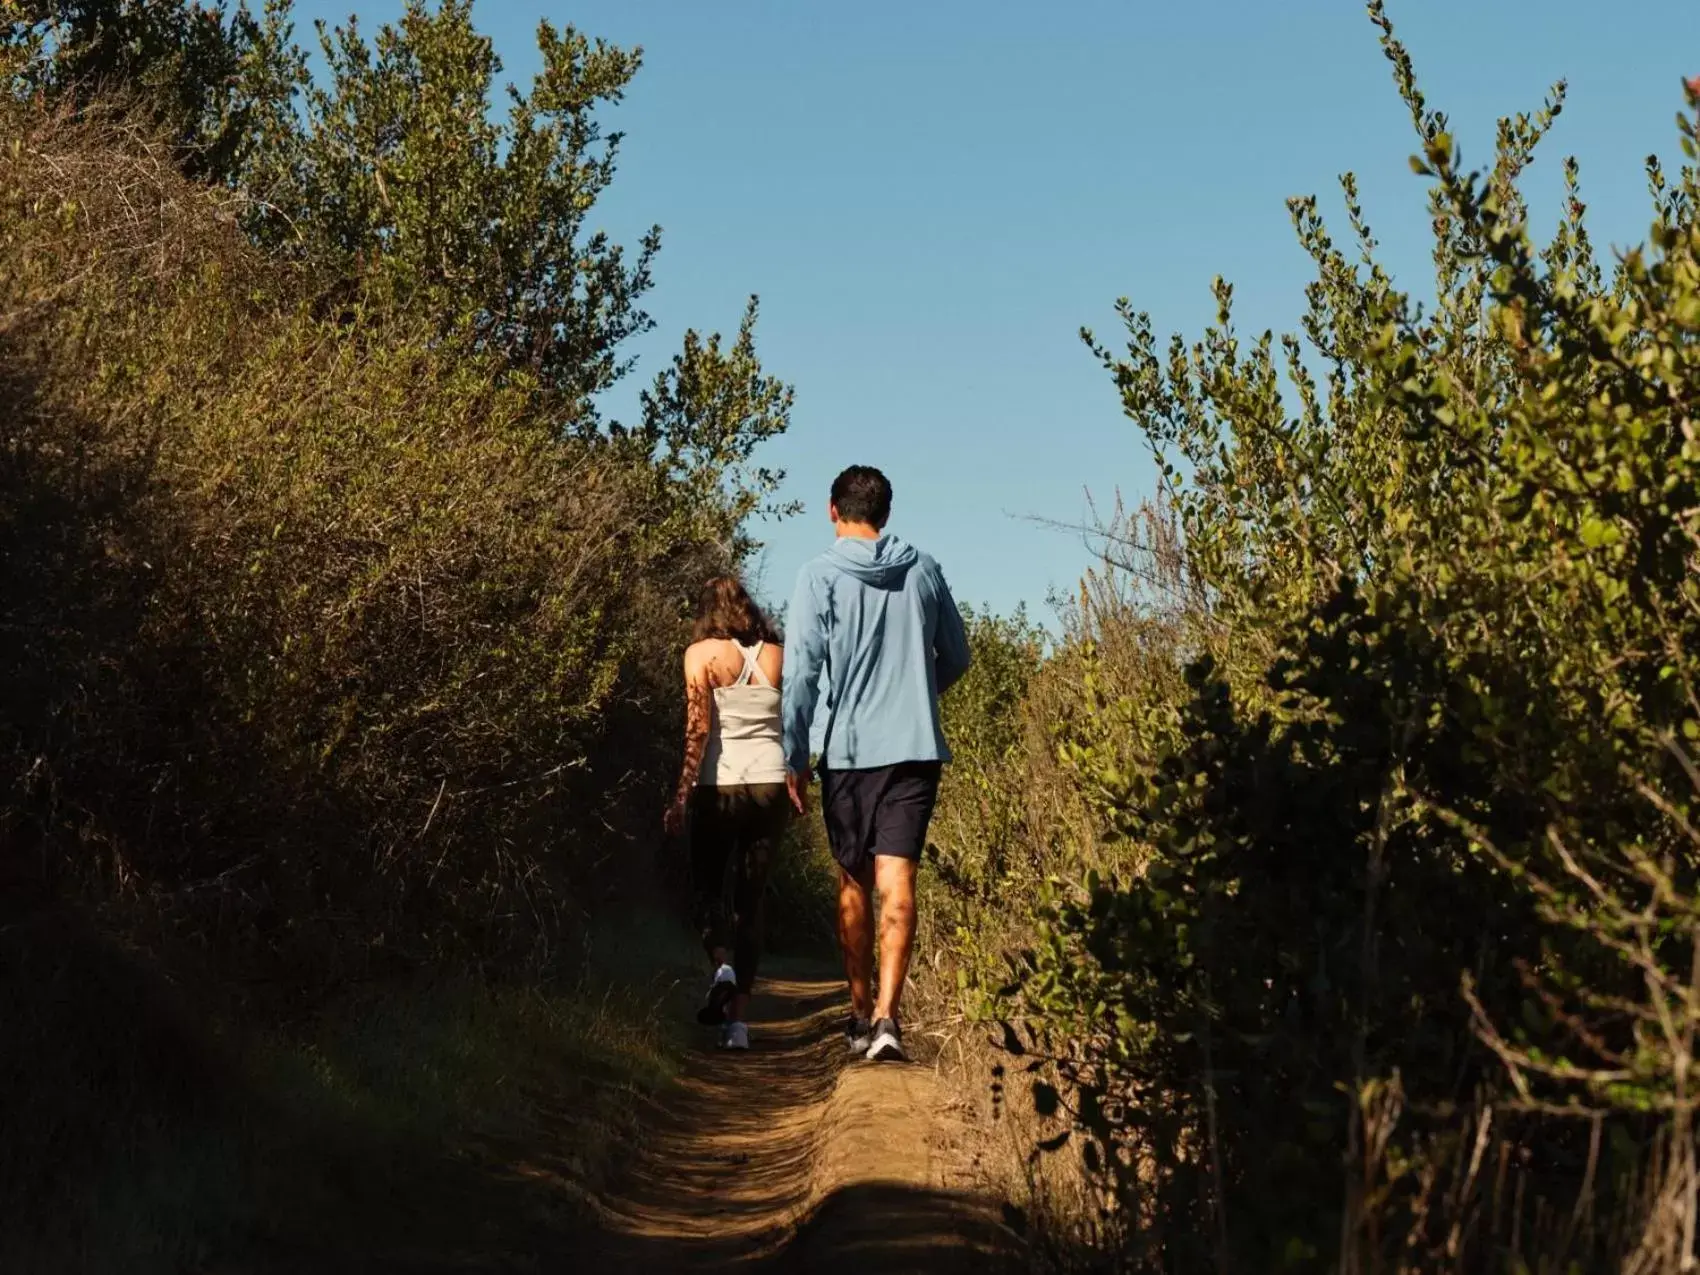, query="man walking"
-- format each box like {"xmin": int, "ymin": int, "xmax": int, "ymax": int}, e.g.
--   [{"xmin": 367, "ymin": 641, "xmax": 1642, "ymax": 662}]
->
[{"xmin": 781, "ymin": 465, "xmax": 971, "ymax": 1062}]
